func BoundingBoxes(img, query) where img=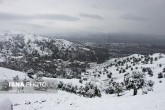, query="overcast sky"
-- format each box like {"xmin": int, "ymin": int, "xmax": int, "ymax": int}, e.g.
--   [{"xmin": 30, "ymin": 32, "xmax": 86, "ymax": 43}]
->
[{"xmin": 0, "ymin": 0, "xmax": 165, "ymax": 35}]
